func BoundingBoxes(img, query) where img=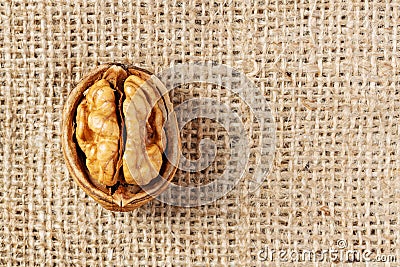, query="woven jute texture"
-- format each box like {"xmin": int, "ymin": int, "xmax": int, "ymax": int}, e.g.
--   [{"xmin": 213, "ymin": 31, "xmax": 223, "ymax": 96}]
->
[{"xmin": 1, "ymin": 0, "xmax": 400, "ymax": 266}]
